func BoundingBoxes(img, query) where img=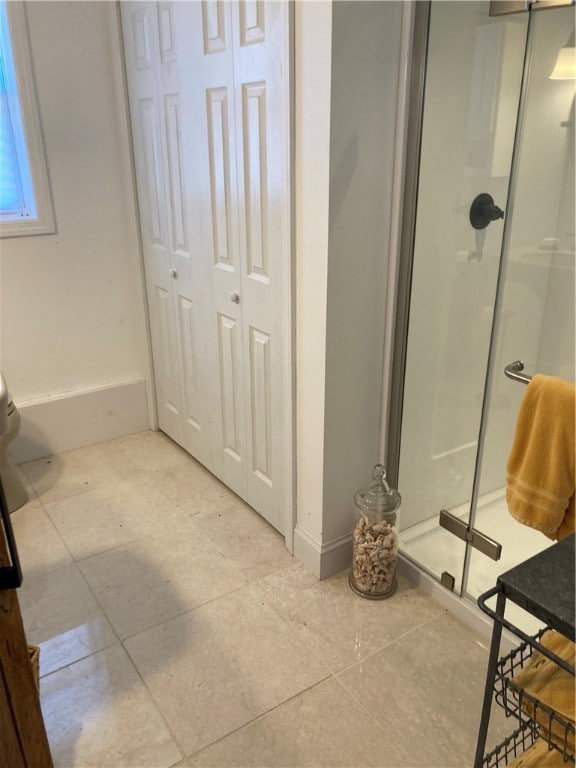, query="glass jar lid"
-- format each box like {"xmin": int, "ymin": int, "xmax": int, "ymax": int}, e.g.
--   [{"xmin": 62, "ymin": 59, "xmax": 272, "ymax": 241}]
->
[{"xmin": 354, "ymin": 464, "xmax": 401, "ymax": 513}]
